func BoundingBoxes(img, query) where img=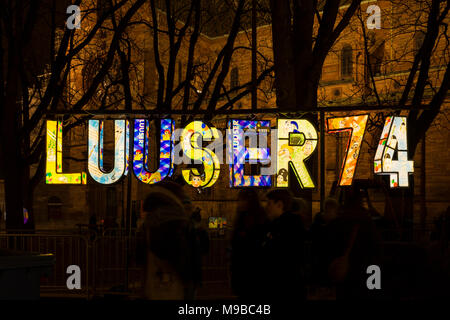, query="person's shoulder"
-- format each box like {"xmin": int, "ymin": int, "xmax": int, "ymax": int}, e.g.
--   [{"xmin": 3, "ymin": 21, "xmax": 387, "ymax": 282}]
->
[
  {"xmin": 312, "ymin": 212, "xmax": 325, "ymax": 223},
  {"xmin": 281, "ymin": 212, "xmax": 304, "ymax": 227},
  {"xmin": 326, "ymin": 216, "xmax": 346, "ymax": 229}
]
